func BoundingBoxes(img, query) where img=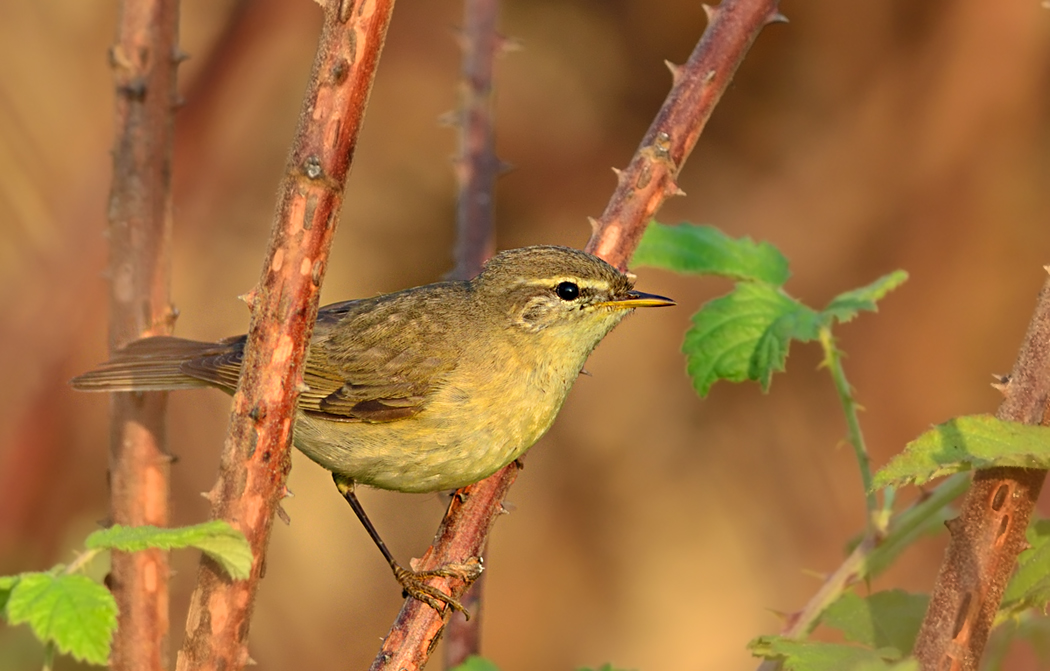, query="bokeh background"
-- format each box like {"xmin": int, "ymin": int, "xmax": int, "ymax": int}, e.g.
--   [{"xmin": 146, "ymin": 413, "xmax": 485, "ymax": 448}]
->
[{"xmin": 3, "ymin": 1, "xmax": 1050, "ymax": 669}]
